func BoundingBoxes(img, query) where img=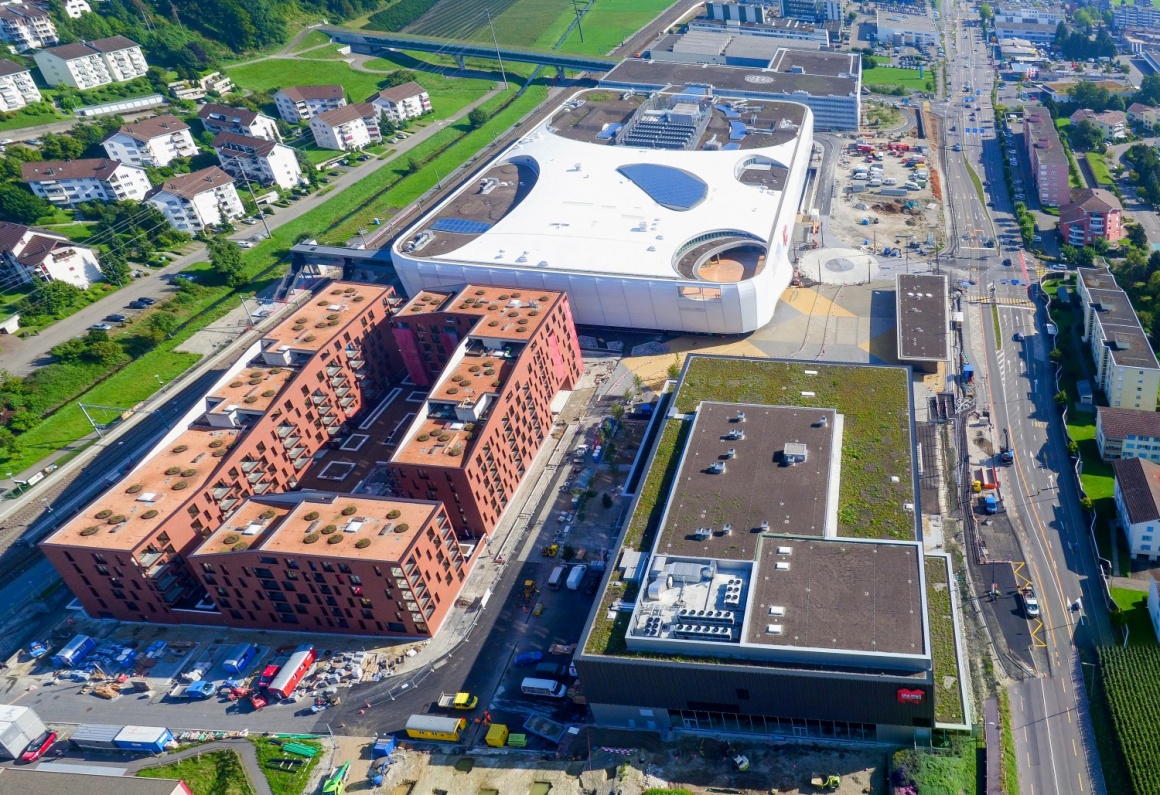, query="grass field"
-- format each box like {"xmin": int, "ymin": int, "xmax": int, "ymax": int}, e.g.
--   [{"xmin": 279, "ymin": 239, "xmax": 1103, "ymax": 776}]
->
[
  {"xmin": 290, "ymin": 29, "xmax": 333, "ymax": 51},
  {"xmin": 357, "ymin": 51, "xmax": 497, "ymax": 117},
  {"xmin": 251, "ymin": 738, "xmax": 322, "ymax": 795},
  {"xmin": 138, "ymin": 750, "xmax": 254, "ymax": 795},
  {"xmin": 553, "ymin": 0, "xmax": 675, "ymax": 54},
  {"xmin": 225, "ymin": 58, "xmax": 387, "ymax": 103},
  {"xmin": 925, "ymin": 557, "xmax": 966, "ymax": 725},
  {"xmin": 864, "ymin": 65, "xmax": 933, "ymax": 92},
  {"xmin": 1111, "ymin": 587, "xmax": 1158, "ymax": 646},
  {"xmin": 1086, "ymin": 152, "xmax": 1114, "ymax": 188},
  {"xmin": 0, "ymin": 104, "xmax": 67, "ymax": 132}
]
